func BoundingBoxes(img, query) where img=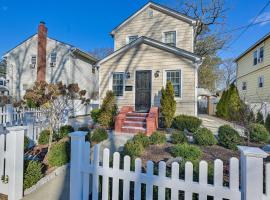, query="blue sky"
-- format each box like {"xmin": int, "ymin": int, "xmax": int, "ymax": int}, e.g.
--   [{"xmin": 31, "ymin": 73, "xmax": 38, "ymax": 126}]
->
[{"xmin": 1, "ymin": 0, "xmax": 270, "ymax": 60}]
